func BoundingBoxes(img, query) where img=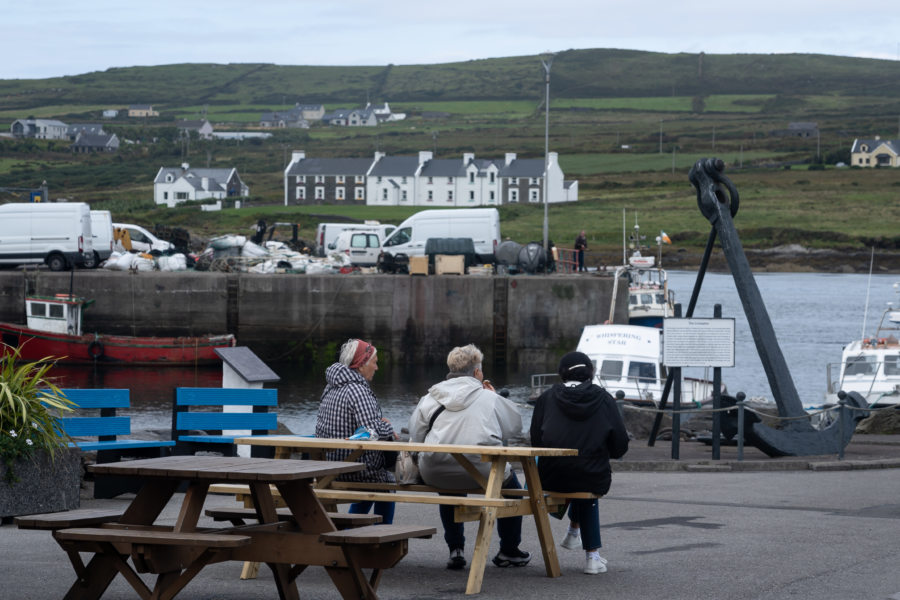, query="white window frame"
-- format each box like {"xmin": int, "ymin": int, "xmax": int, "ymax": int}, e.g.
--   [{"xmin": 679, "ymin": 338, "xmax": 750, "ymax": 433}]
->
[
  {"xmin": 448, "ymin": 190, "xmax": 454, "ymax": 201},
  {"xmin": 355, "ymin": 175, "xmax": 365, "ymax": 184},
  {"xmin": 509, "ymin": 189, "xmax": 518, "ymax": 203},
  {"xmin": 336, "ymin": 187, "xmax": 345, "ymax": 200},
  {"xmin": 355, "ymin": 187, "xmax": 365, "ymax": 200},
  {"xmin": 315, "ymin": 175, "xmax": 325, "ymax": 184},
  {"xmin": 336, "ymin": 175, "xmax": 345, "ymax": 184},
  {"xmin": 296, "ymin": 187, "xmax": 305, "ymax": 199},
  {"xmin": 469, "ymin": 191, "xmax": 475, "ymax": 201},
  {"xmin": 529, "ymin": 189, "xmax": 539, "ymax": 202},
  {"xmin": 427, "ymin": 190, "xmax": 433, "ymax": 201},
  {"xmin": 315, "ymin": 186, "xmax": 325, "ymax": 200},
  {"xmin": 297, "ymin": 175, "xmax": 306, "ymax": 184}
]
